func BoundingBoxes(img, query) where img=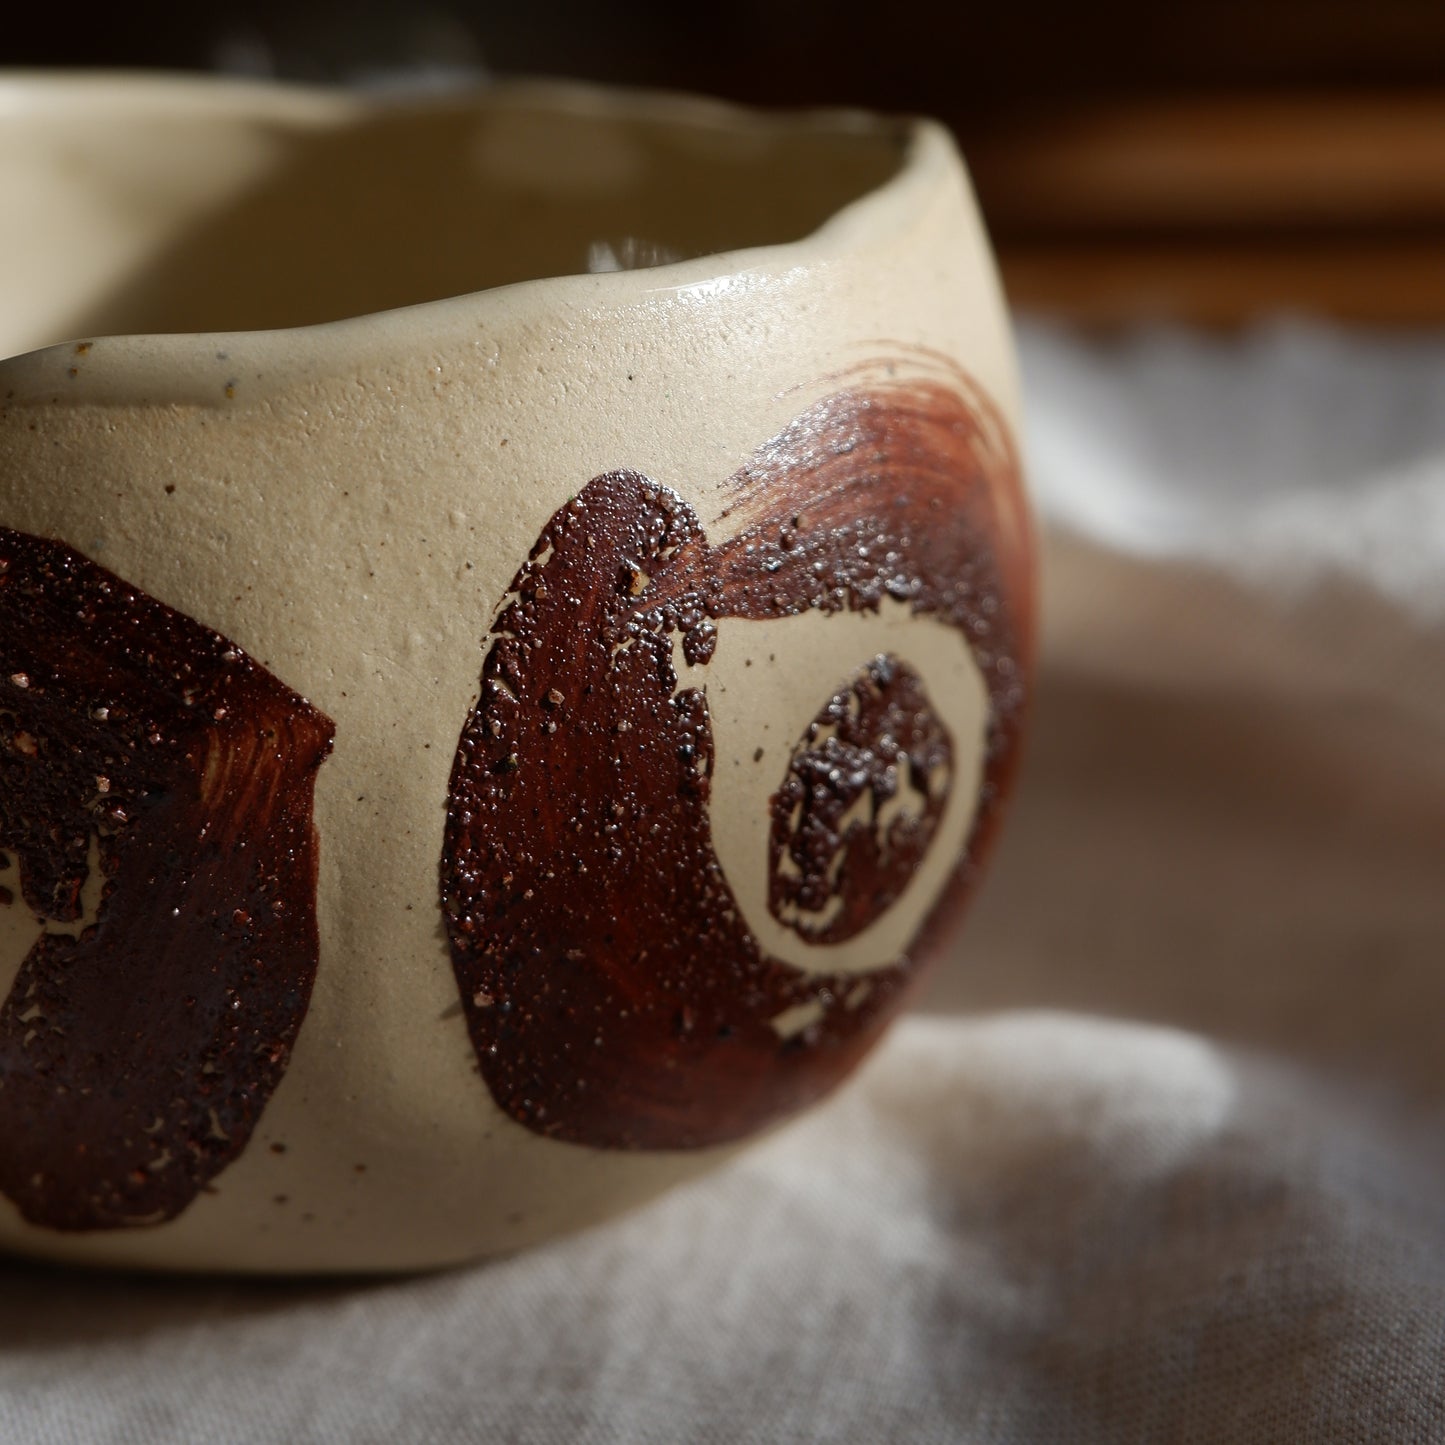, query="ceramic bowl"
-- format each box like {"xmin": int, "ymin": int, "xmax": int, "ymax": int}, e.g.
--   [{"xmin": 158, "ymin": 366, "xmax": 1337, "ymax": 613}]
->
[{"xmin": 0, "ymin": 74, "xmax": 1033, "ymax": 1272}]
